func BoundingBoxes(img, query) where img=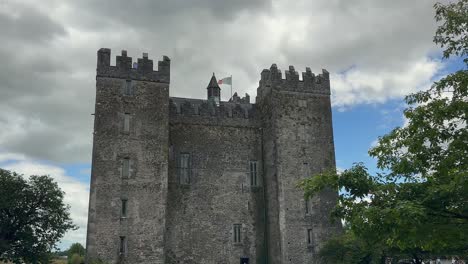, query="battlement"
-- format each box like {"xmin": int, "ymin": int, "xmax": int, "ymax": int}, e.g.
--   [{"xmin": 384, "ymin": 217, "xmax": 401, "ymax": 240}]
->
[
  {"xmin": 257, "ymin": 64, "xmax": 330, "ymax": 101},
  {"xmin": 169, "ymin": 97, "xmax": 256, "ymax": 120},
  {"xmin": 229, "ymin": 92, "xmax": 250, "ymax": 104},
  {"xmin": 96, "ymin": 48, "xmax": 170, "ymax": 83}
]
